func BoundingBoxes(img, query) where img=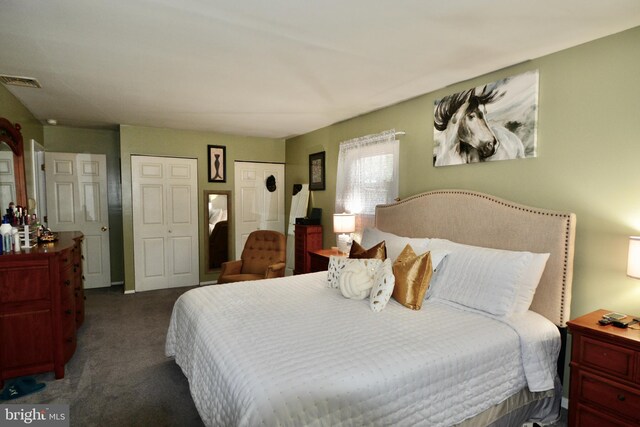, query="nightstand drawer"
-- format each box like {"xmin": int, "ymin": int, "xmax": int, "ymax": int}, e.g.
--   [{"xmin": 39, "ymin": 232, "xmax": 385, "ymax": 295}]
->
[
  {"xmin": 580, "ymin": 336, "xmax": 636, "ymax": 381},
  {"xmin": 578, "ymin": 371, "xmax": 640, "ymax": 422}
]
